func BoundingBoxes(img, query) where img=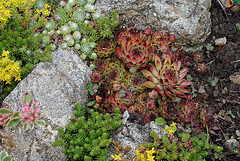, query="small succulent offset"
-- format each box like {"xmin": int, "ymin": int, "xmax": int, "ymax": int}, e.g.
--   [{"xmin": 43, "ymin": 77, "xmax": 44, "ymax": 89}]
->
[
  {"xmin": 52, "ymin": 102, "xmax": 122, "ymax": 161},
  {"xmin": 0, "ymin": 93, "xmax": 45, "ymax": 138},
  {"xmin": 0, "ymin": 151, "xmax": 15, "ymax": 161},
  {"xmin": 142, "ymin": 55, "xmax": 192, "ymax": 100}
]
